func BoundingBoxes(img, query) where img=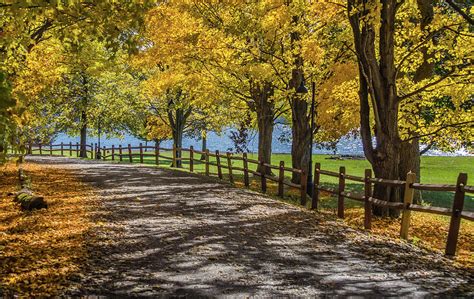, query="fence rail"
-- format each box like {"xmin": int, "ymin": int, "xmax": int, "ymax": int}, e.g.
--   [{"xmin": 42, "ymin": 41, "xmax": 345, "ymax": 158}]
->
[{"xmin": 27, "ymin": 142, "xmax": 473, "ymax": 257}]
